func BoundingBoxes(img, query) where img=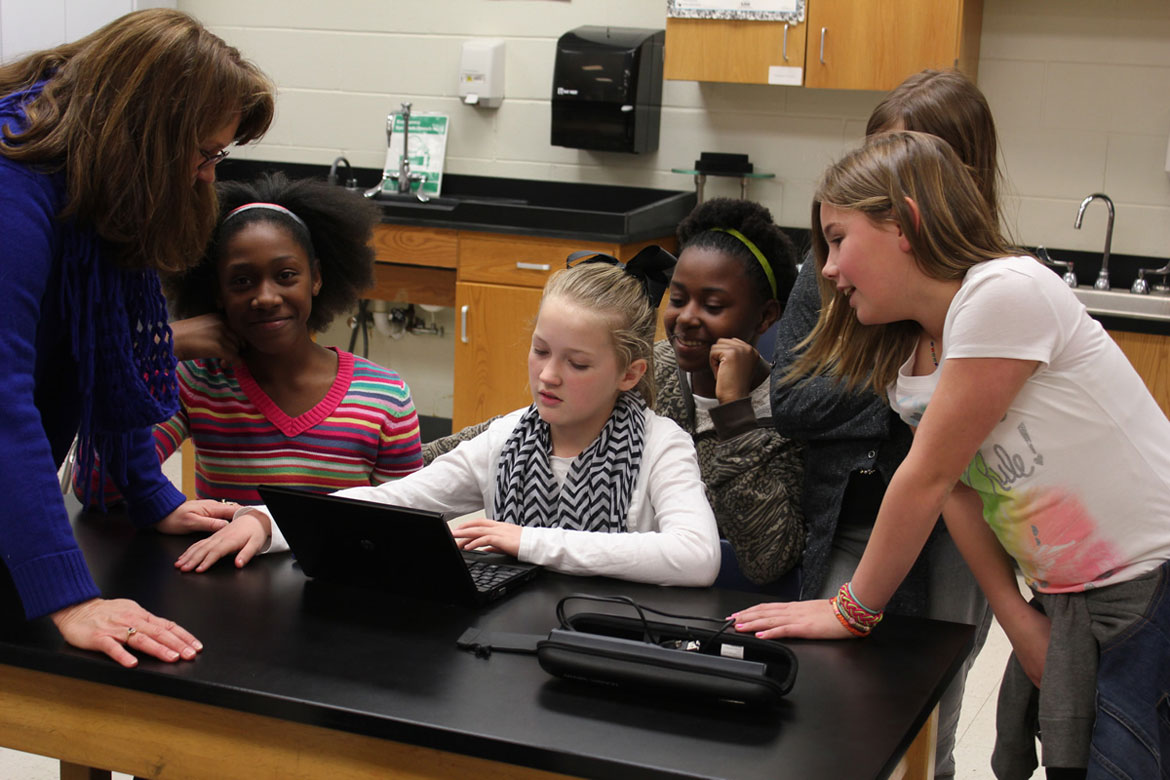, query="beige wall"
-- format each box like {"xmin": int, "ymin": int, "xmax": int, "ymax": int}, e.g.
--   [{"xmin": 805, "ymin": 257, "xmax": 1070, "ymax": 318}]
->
[
  {"xmin": 179, "ymin": 0, "xmax": 1170, "ymax": 418},
  {"xmin": 183, "ymin": 0, "xmax": 1170, "ymax": 257}
]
